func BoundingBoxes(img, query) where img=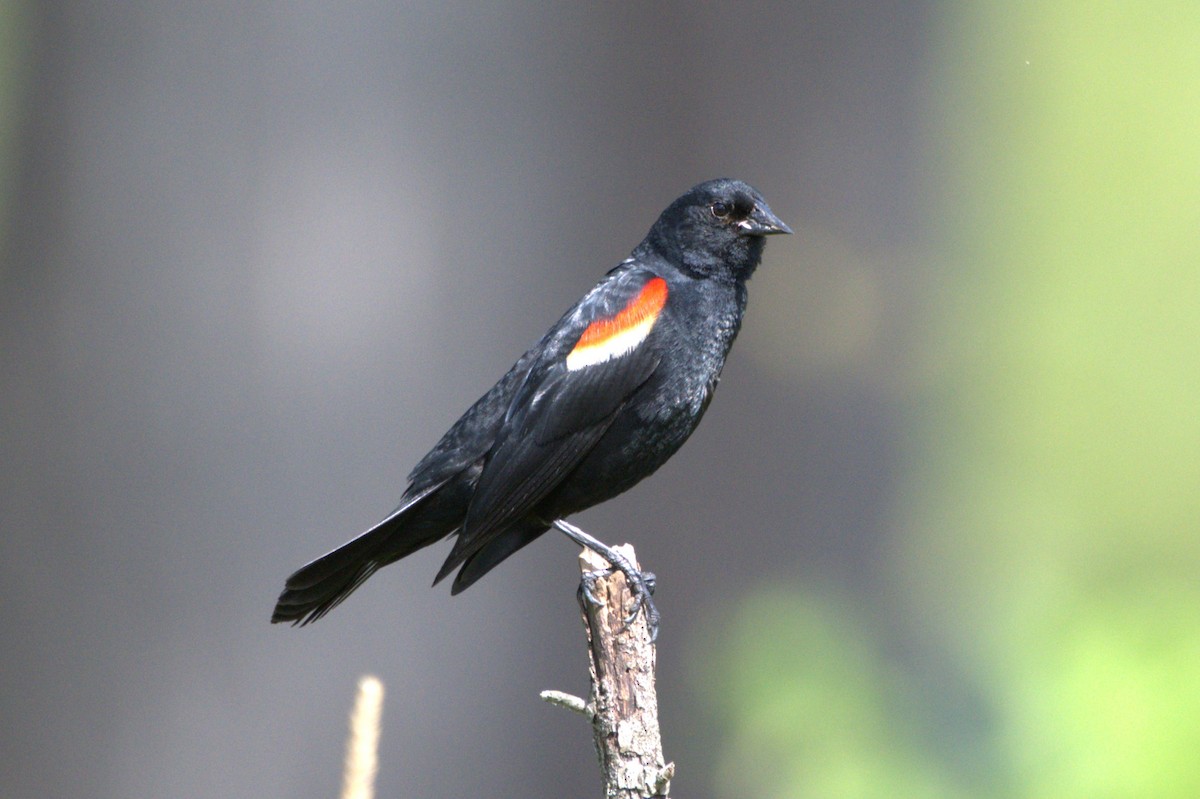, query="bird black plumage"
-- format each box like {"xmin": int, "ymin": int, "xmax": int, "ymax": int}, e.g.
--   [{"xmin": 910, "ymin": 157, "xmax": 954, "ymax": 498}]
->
[{"xmin": 271, "ymin": 178, "xmax": 790, "ymax": 636}]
